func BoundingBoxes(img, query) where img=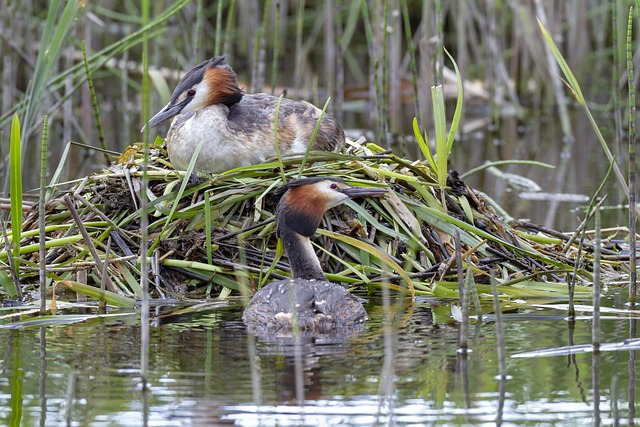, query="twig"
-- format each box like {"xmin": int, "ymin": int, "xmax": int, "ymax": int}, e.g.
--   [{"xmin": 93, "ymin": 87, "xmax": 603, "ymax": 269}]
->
[{"xmin": 63, "ymin": 196, "xmax": 117, "ymax": 293}]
